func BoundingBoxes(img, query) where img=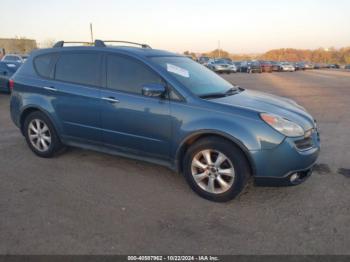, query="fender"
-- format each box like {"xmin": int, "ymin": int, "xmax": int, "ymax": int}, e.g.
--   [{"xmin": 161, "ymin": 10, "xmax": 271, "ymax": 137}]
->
[
  {"xmin": 174, "ymin": 129, "xmax": 257, "ymax": 175},
  {"xmin": 19, "ymin": 99, "xmax": 63, "ymax": 137}
]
